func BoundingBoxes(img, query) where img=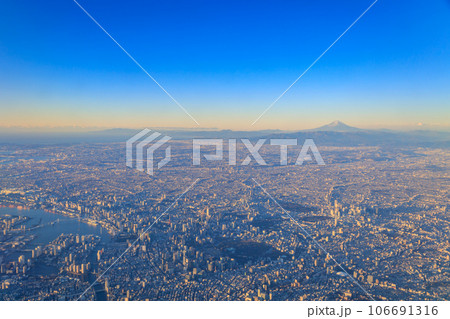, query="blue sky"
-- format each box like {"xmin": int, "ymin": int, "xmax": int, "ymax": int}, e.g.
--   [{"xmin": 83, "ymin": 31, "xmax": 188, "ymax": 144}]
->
[{"xmin": 0, "ymin": 0, "xmax": 449, "ymax": 130}]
